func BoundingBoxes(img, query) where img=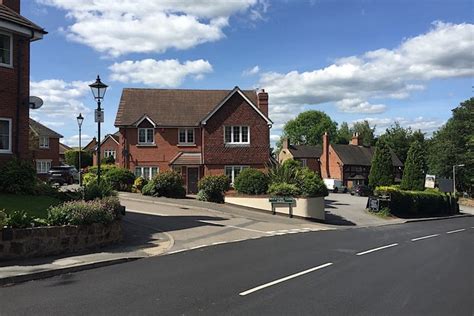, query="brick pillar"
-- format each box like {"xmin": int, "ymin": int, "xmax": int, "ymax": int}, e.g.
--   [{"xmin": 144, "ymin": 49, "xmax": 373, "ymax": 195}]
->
[
  {"xmin": 351, "ymin": 132, "xmax": 361, "ymax": 146},
  {"xmin": 322, "ymin": 132, "xmax": 330, "ymax": 178},
  {"xmin": 0, "ymin": 0, "xmax": 20, "ymax": 13}
]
